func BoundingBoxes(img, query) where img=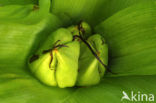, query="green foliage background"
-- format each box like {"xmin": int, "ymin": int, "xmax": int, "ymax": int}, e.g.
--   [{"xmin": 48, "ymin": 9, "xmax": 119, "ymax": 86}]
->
[{"xmin": 0, "ymin": 0, "xmax": 156, "ymax": 103}]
